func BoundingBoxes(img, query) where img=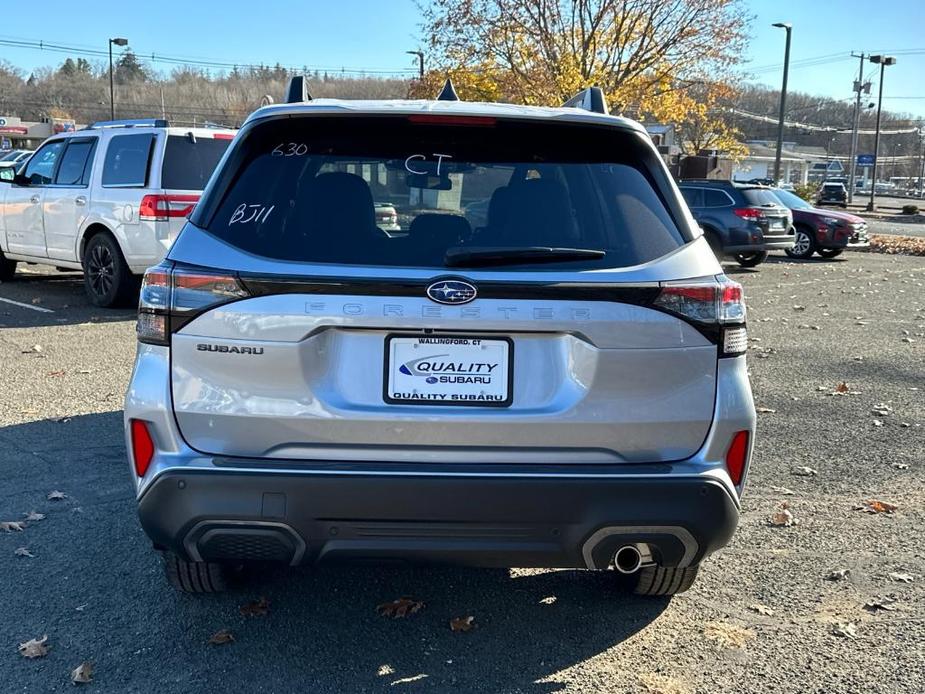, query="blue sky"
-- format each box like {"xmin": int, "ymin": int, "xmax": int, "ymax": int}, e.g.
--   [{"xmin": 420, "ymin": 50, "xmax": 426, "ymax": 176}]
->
[{"xmin": 2, "ymin": 0, "xmax": 923, "ymax": 116}]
